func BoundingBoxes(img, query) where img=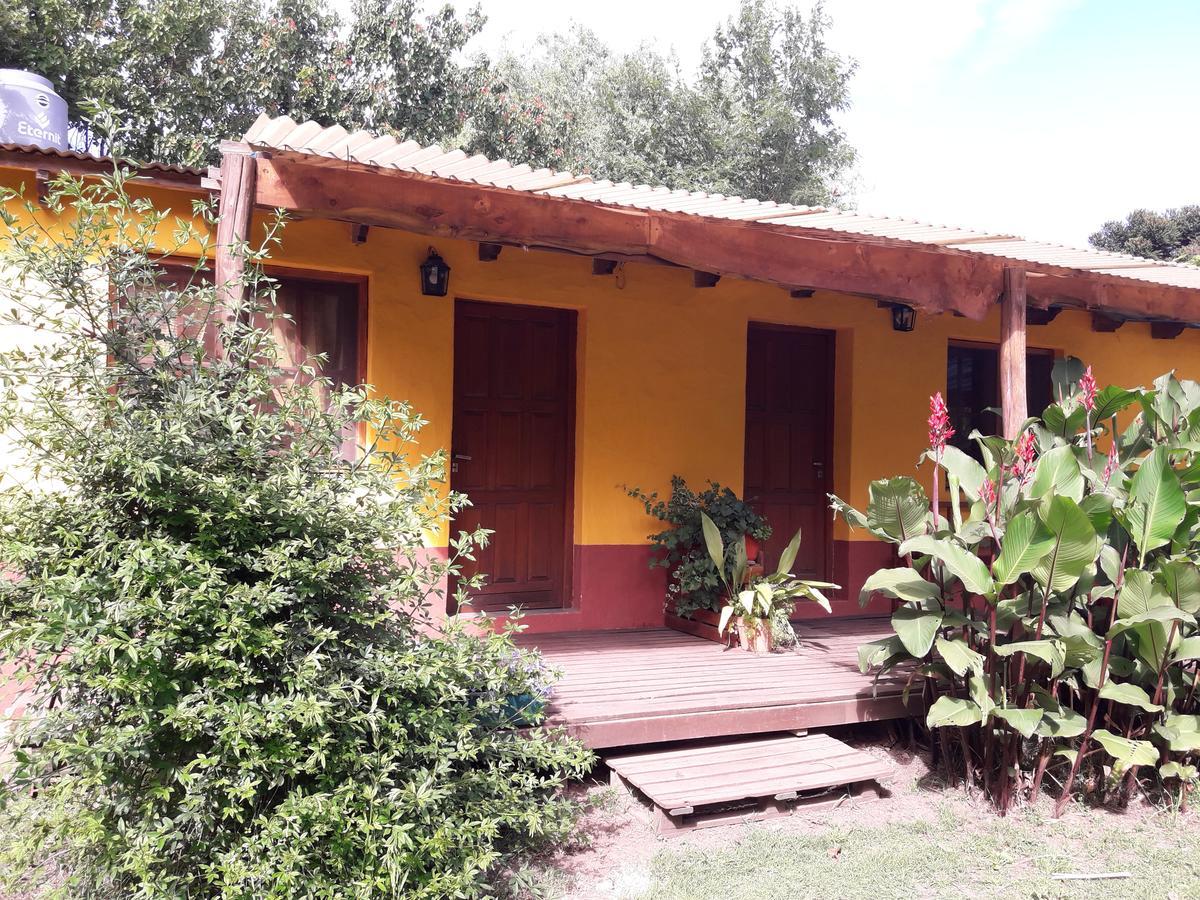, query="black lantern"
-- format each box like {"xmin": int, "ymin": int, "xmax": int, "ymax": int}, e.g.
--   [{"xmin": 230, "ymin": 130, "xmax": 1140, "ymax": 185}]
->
[
  {"xmin": 420, "ymin": 248, "xmax": 451, "ymax": 297},
  {"xmin": 891, "ymin": 303, "xmax": 916, "ymax": 332}
]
